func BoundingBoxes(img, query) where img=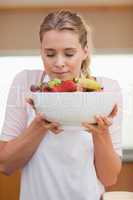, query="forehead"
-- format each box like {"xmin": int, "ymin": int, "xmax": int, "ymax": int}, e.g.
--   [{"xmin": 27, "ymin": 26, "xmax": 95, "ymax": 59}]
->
[{"xmin": 41, "ymin": 30, "xmax": 81, "ymax": 49}]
